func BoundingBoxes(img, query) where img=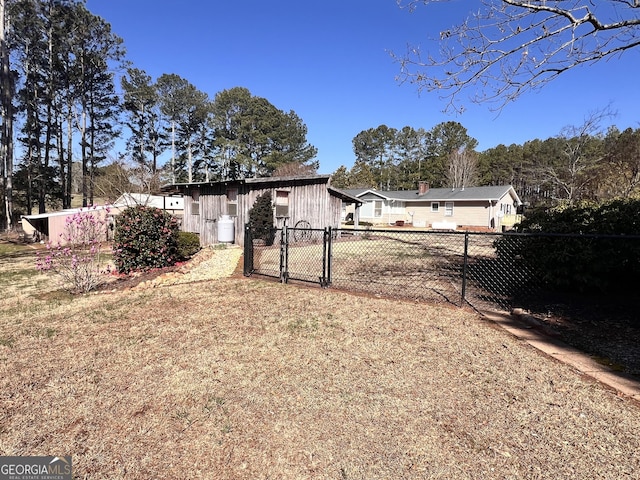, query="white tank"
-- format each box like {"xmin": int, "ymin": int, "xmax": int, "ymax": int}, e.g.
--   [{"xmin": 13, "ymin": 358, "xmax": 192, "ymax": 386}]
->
[{"xmin": 218, "ymin": 215, "xmax": 235, "ymax": 243}]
